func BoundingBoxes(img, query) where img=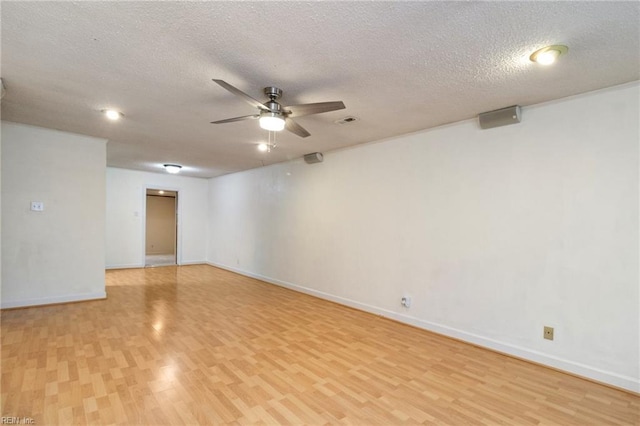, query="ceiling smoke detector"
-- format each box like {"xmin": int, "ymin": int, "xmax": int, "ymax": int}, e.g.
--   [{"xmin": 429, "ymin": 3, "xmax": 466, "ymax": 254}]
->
[{"xmin": 334, "ymin": 116, "xmax": 359, "ymax": 125}]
